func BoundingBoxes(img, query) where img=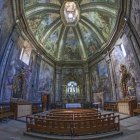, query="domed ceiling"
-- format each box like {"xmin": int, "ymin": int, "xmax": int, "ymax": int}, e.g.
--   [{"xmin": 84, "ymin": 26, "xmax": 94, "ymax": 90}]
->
[{"xmin": 23, "ymin": 0, "xmax": 121, "ymax": 61}]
